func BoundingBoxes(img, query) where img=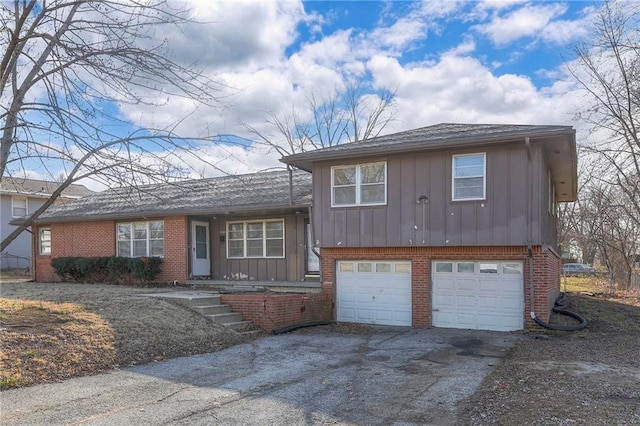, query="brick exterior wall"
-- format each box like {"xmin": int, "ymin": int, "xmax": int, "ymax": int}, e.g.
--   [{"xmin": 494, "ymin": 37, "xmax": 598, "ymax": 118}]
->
[
  {"xmin": 34, "ymin": 221, "xmax": 116, "ymax": 282},
  {"xmin": 159, "ymin": 216, "xmax": 188, "ymax": 283},
  {"xmin": 320, "ymin": 245, "xmax": 560, "ymax": 330},
  {"xmin": 221, "ymin": 293, "xmax": 333, "ymax": 332},
  {"xmin": 33, "ymin": 216, "xmax": 189, "ymax": 283}
]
